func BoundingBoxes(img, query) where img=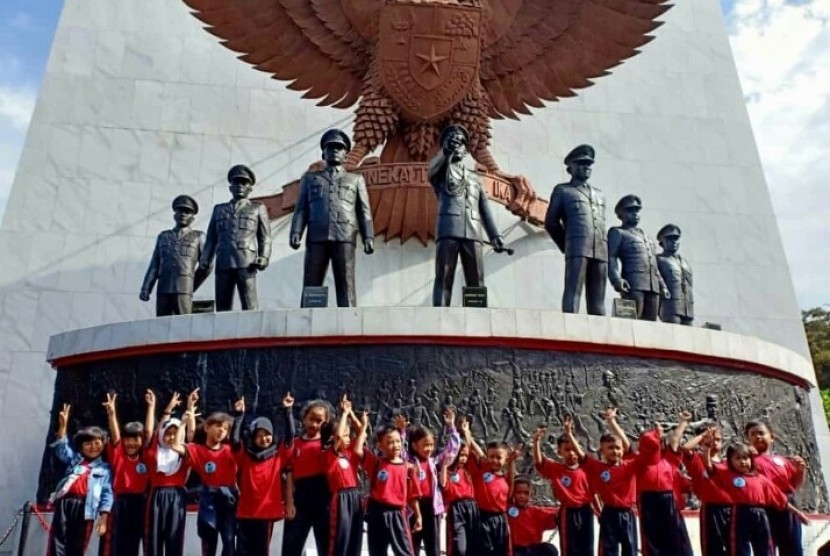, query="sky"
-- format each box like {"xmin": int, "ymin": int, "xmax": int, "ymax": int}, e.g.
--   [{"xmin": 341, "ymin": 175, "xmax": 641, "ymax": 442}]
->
[{"xmin": 0, "ymin": 0, "xmax": 828, "ymax": 308}]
